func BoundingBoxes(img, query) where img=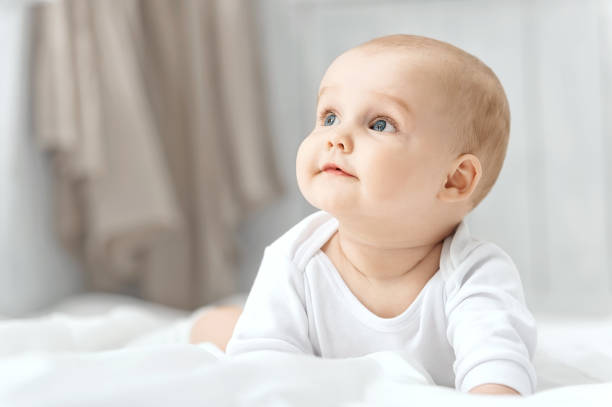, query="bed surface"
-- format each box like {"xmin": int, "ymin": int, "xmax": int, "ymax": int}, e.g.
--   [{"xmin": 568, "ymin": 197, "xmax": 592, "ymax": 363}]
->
[{"xmin": 0, "ymin": 293, "xmax": 610, "ymax": 406}]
